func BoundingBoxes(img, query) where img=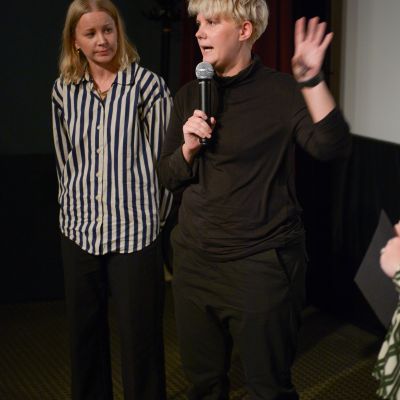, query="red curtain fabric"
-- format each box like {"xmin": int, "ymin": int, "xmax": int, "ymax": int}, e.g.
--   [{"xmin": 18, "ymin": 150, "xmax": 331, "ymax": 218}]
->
[
  {"xmin": 253, "ymin": 0, "xmax": 293, "ymax": 73},
  {"xmin": 179, "ymin": 3, "xmax": 202, "ymax": 85},
  {"xmin": 179, "ymin": 0, "xmax": 294, "ymax": 86}
]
